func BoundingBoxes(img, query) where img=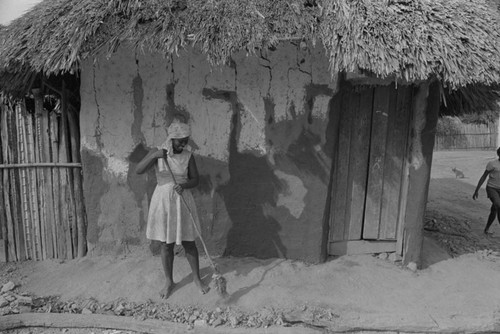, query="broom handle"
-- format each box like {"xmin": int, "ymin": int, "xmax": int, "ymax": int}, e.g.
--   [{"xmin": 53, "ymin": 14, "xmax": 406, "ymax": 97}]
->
[{"xmin": 163, "ymin": 156, "xmax": 218, "ymax": 271}]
